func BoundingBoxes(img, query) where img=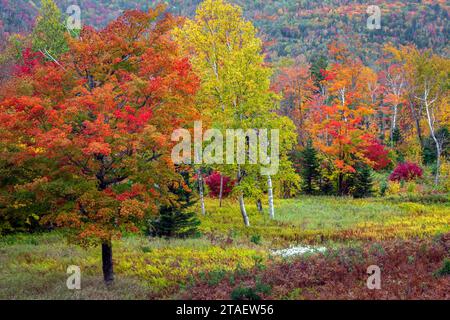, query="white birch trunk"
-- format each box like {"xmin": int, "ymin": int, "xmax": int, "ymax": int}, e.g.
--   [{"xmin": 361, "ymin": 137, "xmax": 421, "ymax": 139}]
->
[
  {"xmin": 219, "ymin": 175, "xmax": 224, "ymax": 207},
  {"xmin": 237, "ymin": 166, "xmax": 249, "ymax": 227},
  {"xmin": 391, "ymin": 103, "xmax": 398, "ymax": 145},
  {"xmin": 424, "ymin": 98, "xmax": 441, "ymax": 185},
  {"xmin": 239, "ymin": 194, "xmax": 250, "ymax": 227},
  {"xmin": 267, "ymin": 175, "xmax": 275, "ymax": 219},
  {"xmin": 197, "ymin": 169, "xmax": 206, "ymax": 215}
]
